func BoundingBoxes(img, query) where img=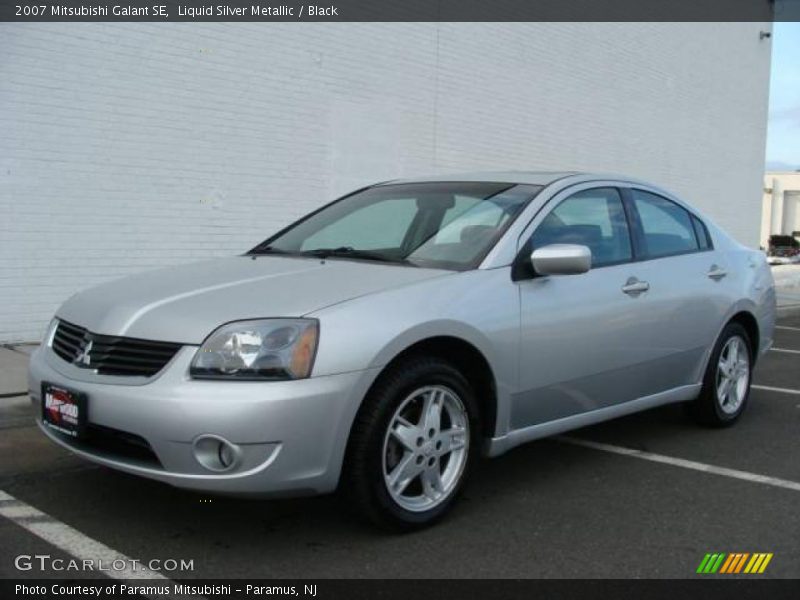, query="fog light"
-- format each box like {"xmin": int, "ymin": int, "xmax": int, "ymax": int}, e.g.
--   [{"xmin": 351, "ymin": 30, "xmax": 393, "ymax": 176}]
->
[
  {"xmin": 218, "ymin": 442, "xmax": 235, "ymax": 469},
  {"xmin": 193, "ymin": 435, "xmax": 241, "ymax": 472}
]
